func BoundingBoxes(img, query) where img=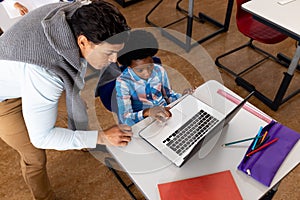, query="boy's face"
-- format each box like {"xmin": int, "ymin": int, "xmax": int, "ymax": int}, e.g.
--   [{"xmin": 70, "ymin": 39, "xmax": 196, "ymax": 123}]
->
[{"xmin": 131, "ymin": 56, "xmax": 154, "ymax": 80}]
